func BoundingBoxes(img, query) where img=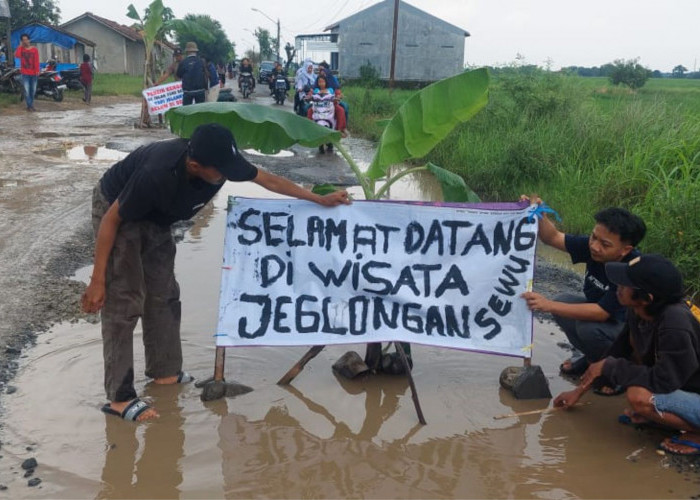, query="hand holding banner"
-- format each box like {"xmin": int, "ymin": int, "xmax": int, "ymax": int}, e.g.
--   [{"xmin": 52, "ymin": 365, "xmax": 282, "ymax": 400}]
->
[{"xmin": 217, "ymin": 198, "xmax": 538, "ymax": 358}]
